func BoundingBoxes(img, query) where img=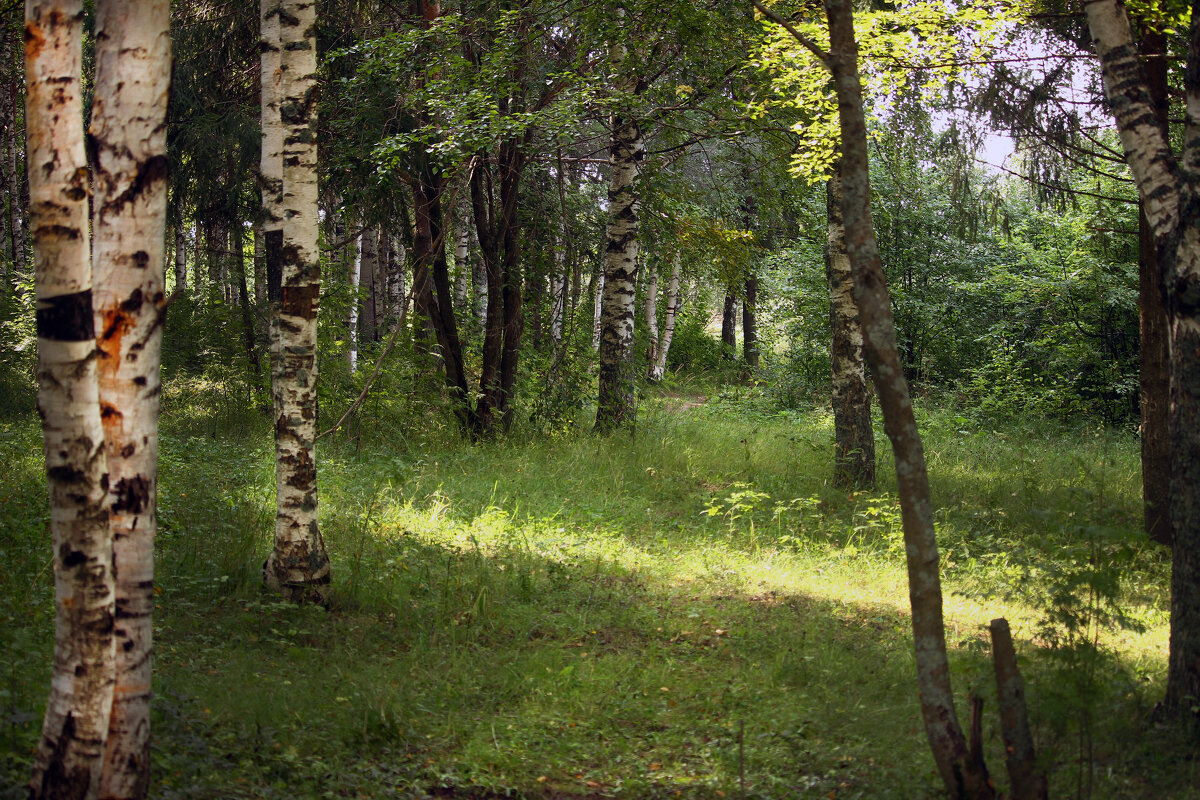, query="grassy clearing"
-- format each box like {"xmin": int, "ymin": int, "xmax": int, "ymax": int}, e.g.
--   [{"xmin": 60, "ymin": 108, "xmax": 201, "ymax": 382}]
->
[{"xmin": 0, "ymin": 386, "xmax": 1189, "ymax": 799}]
